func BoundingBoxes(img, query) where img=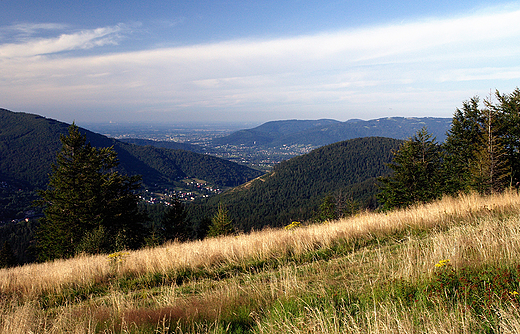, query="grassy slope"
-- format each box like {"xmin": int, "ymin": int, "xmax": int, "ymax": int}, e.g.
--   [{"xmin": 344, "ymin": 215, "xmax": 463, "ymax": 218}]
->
[{"xmin": 2, "ymin": 191, "xmax": 520, "ymax": 333}]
